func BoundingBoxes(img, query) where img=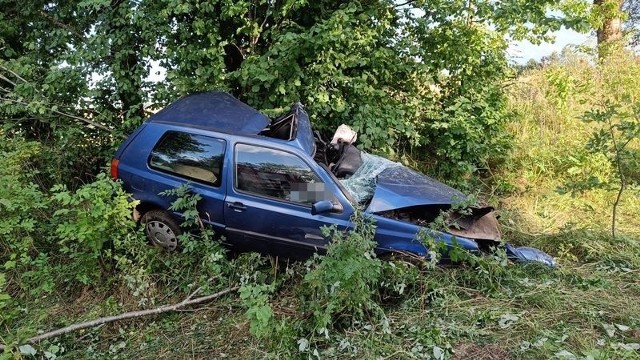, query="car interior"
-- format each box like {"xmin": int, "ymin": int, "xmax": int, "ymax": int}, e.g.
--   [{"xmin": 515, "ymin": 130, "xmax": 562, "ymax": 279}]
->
[{"xmin": 259, "ymin": 113, "xmax": 297, "ymax": 140}]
